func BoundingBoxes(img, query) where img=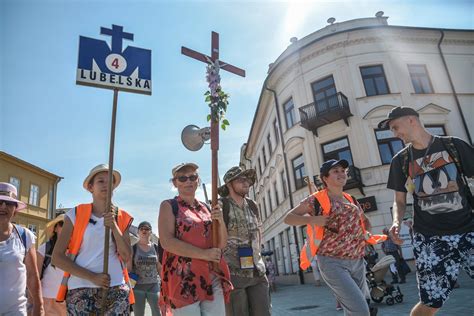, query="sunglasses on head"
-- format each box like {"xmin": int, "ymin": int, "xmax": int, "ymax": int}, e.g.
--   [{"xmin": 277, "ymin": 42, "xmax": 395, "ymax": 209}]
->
[
  {"xmin": 0, "ymin": 200, "xmax": 17, "ymax": 207},
  {"xmin": 175, "ymin": 174, "xmax": 199, "ymax": 183}
]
